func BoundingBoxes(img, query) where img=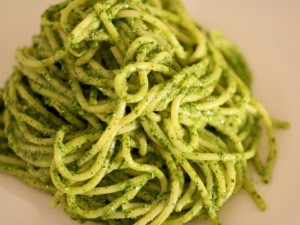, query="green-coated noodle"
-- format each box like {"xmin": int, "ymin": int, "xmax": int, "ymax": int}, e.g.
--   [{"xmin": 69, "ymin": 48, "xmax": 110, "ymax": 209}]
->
[{"xmin": 0, "ymin": 0, "xmax": 288, "ymax": 225}]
